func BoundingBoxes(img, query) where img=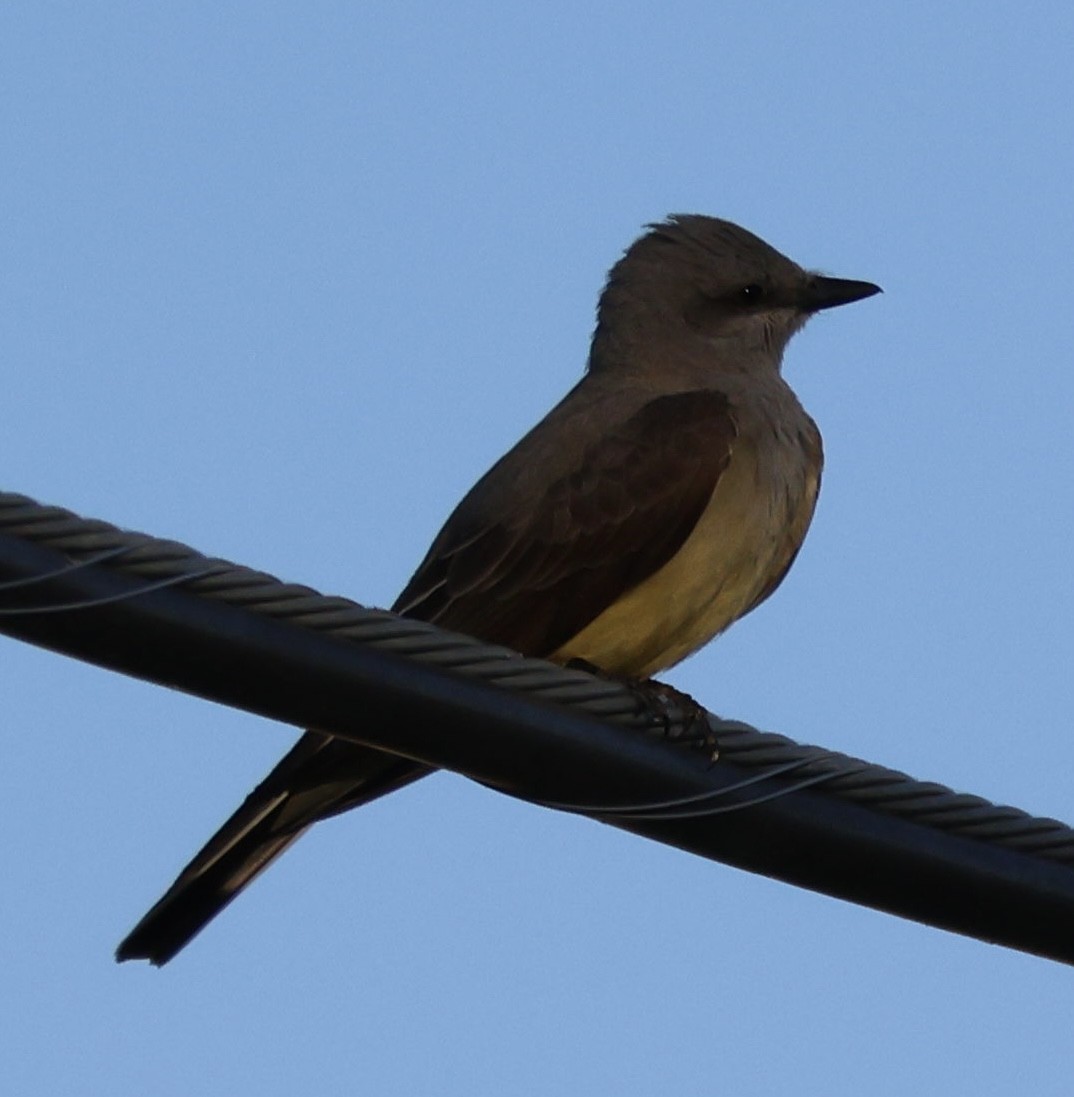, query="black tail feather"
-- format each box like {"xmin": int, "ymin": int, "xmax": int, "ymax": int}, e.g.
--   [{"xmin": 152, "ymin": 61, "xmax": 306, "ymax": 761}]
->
[{"xmin": 117, "ymin": 734, "xmax": 428, "ymax": 964}]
